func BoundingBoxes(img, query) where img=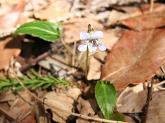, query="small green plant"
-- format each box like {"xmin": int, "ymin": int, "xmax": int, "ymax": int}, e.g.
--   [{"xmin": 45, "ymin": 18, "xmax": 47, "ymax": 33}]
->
[
  {"xmin": 0, "ymin": 70, "xmax": 69, "ymax": 91},
  {"xmin": 78, "ymin": 25, "xmax": 120, "ymax": 120}
]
